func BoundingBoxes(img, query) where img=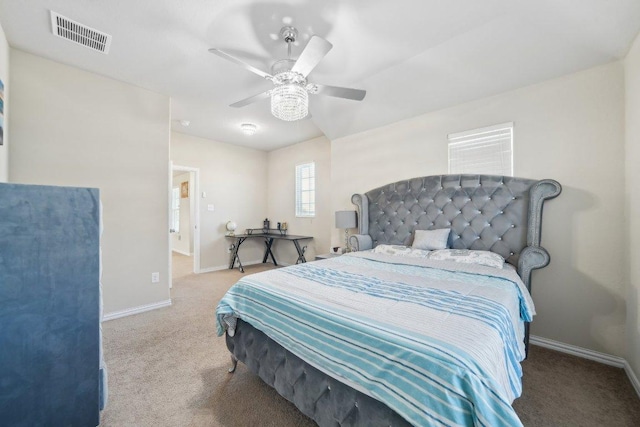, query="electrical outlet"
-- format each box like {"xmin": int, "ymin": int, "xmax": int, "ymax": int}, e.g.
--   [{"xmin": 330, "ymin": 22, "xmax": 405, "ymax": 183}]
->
[{"xmin": 151, "ymin": 272, "xmax": 160, "ymax": 283}]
